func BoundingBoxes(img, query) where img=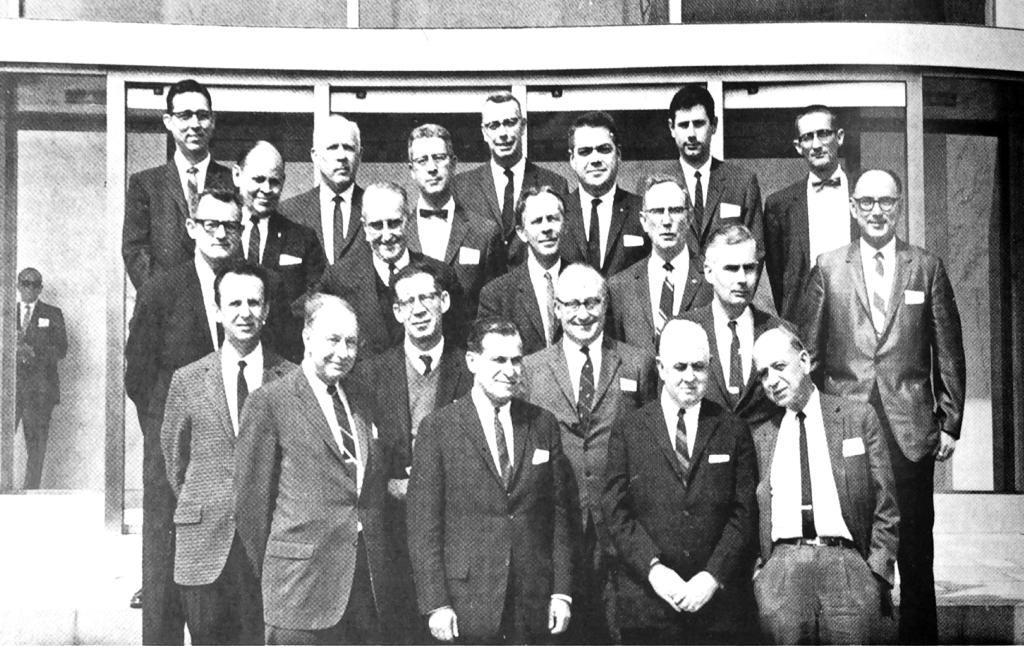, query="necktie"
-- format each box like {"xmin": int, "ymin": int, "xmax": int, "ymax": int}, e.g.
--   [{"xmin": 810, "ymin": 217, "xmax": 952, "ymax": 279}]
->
[
  {"xmin": 236, "ymin": 360, "xmax": 249, "ymax": 429},
  {"xmin": 388, "ymin": 261, "xmax": 398, "ymax": 287},
  {"xmin": 675, "ymin": 409, "xmax": 691, "ymax": 482},
  {"xmin": 544, "ymin": 271, "xmax": 558, "ymax": 346},
  {"xmin": 216, "ymin": 322, "xmax": 224, "ymax": 348},
  {"xmin": 657, "ymin": 262, "xmax": 675, "ymax": 331},
  {"xmin": 693, "ymin": 170, "xmax": 705, "ymax": 234},
  {"xmin": 587, "ymin": 198, "xmax": 602, "ymax": 270},
  {"xmin": 247, "ymin": 216, "xmax": 261, "ymax": 263},
  {"xmin": 727, "ymin": 319, "xmax": 743, "ymax": 397},
  {"xmin": 494, "ymin": 407, "xmax": 511, "ymax": 490},
  {"xmin": 577, "ymin": 345, "xmax": 595, "ymax": 435},
  {"xmin": 21, "ymin": 303, "xmax": 31, "ymax": 331},
  {"xmin": 501, "ymin": 169, "xmax": 515, "ymax": 235},
  {"xmin": 327, "ymin": 385, "xmax": 359, "ymax": 465},
  {"xmin": 812, "ymin": 176, "xmax": 842, "ymax": 191},
  {"xmin": 421, "ymin": 354, "xmax": 433, "ymax": 376},
  {"xmin": 872, "ymin": 251, "xmax": 887, "ymax": 333},
  {"xmin": 419, "ymin": 208, "xmax": 448, "ymax": 220},
  {"xmin": 333, "ymin": 194, "xmax": 345, "ymax": 258},
  {"xmin": 797, "ymin": 411, "xmax": 817, "ymax": 538},
  {"xmin": 186, "ymin": 166, "xmax": 199, "ymax": 214}
]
